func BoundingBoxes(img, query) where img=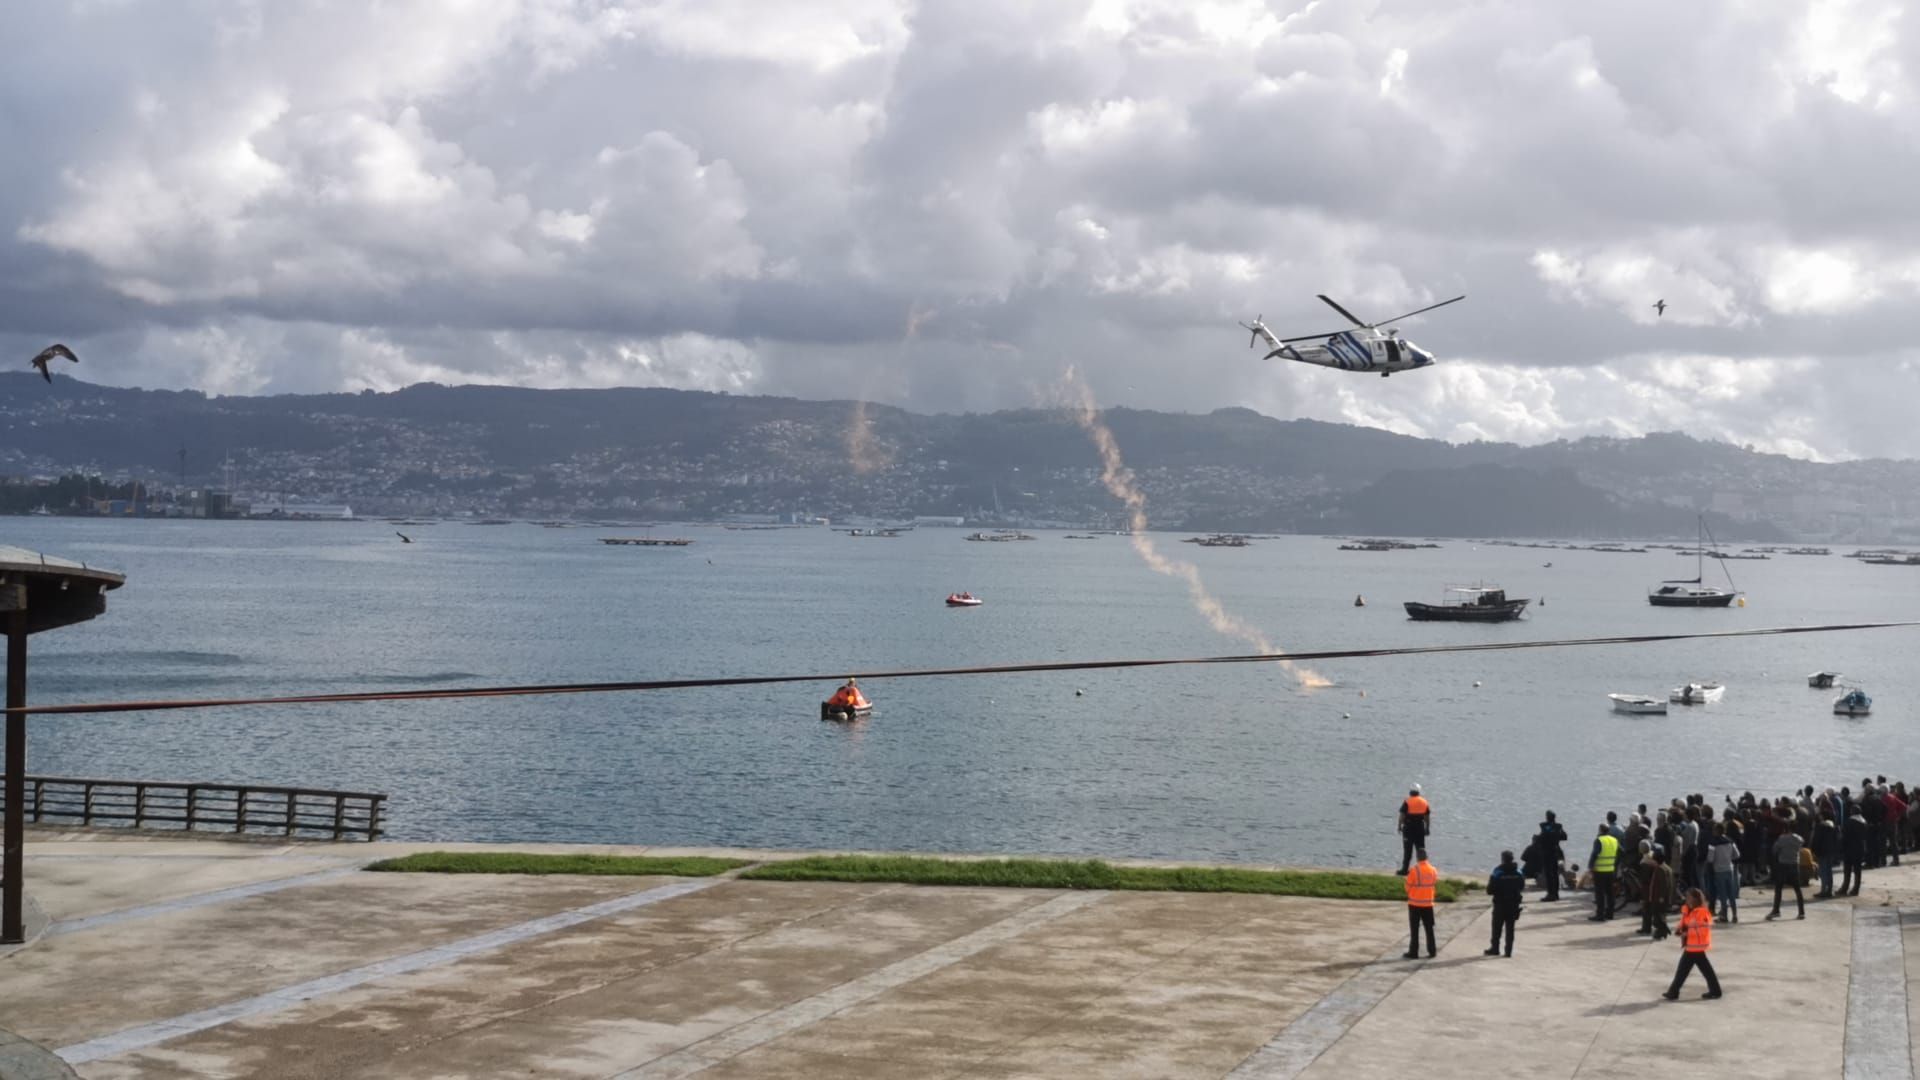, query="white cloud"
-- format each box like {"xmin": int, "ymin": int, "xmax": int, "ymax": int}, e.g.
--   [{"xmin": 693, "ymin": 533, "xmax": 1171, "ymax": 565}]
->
[{"xmin": 6, "ymin": 0, "xmax": 1920, "ymax": 460}]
